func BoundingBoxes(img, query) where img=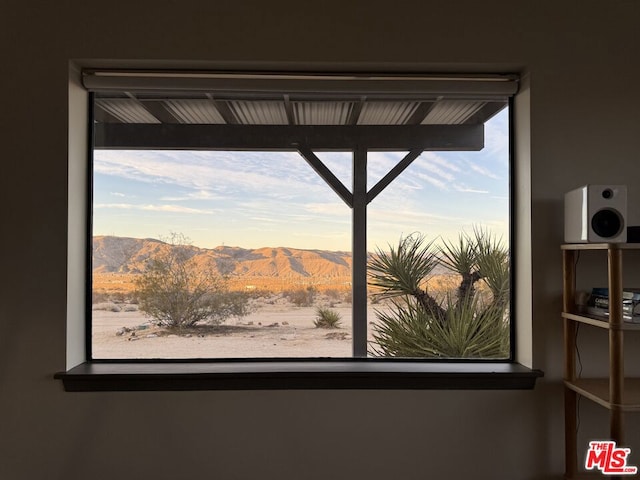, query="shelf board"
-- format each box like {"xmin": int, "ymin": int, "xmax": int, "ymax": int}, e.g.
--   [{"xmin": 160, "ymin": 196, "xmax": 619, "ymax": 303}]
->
[
  {"xmin": 562, "ymin": 243, "xmax": 640, "ymax": 250},
  {"xmin": 565, "ymin": 378, "xmax": 640, "ymax": 411},
  {"xmin": 562, "ymin": 312, "xmax": 640, "ymax": 330}
]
